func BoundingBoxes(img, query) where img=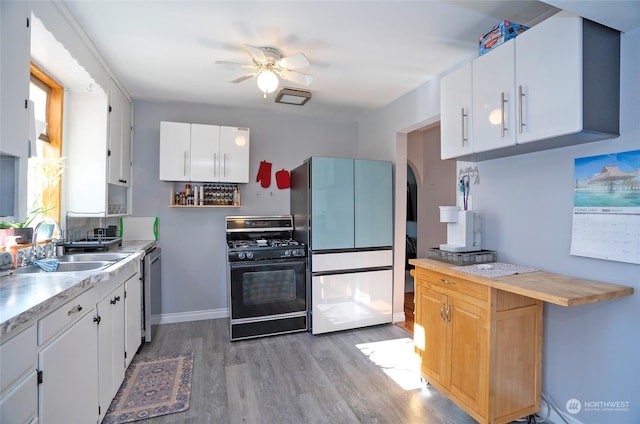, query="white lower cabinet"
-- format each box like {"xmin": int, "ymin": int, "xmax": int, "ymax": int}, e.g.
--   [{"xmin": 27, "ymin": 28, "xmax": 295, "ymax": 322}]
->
[
  {"xmin": 0, "ymin": 324, "xmax": 37, "ymax": 424},
  {"xmin": 125, "ymin": 275, "xmax": 142, "ymax": 368},
  {"xmin": 0, "ymin": 370, "xmax": 37, "ymax": 424},
  {"xmin": 95, "ymin": 261, "xmax": 141, "ymax": 421},
  {"xmin": 38, "ymin": 304, "xmax": 99, "ymax": 423},
  {"xmin": 97, "ymin": 284, "xmax": 126, "ymax": 420},
  {"xmin": 0, "ymin": 258, "xmax": 142, "ymax": 424}
]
